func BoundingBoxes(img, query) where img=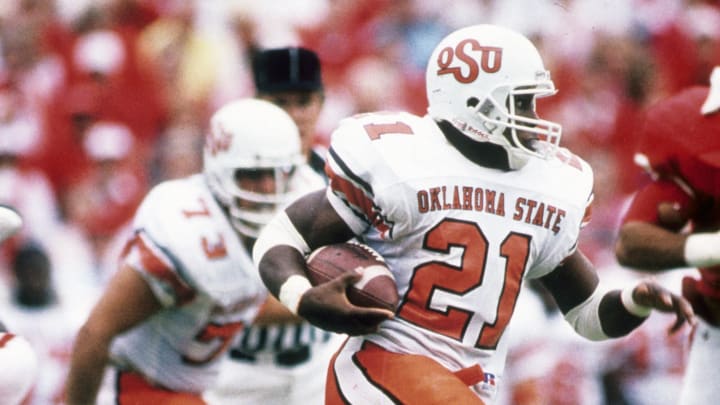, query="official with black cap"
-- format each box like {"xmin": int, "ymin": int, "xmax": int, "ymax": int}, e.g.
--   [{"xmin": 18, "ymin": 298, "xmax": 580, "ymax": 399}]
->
[
  {"xmin": 252, "ymin": 47, "xmax": 323, "ymax": 93},
  {"xmin": 251, "ymin": 47, "xmax": 327, "ymax": 178}
]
